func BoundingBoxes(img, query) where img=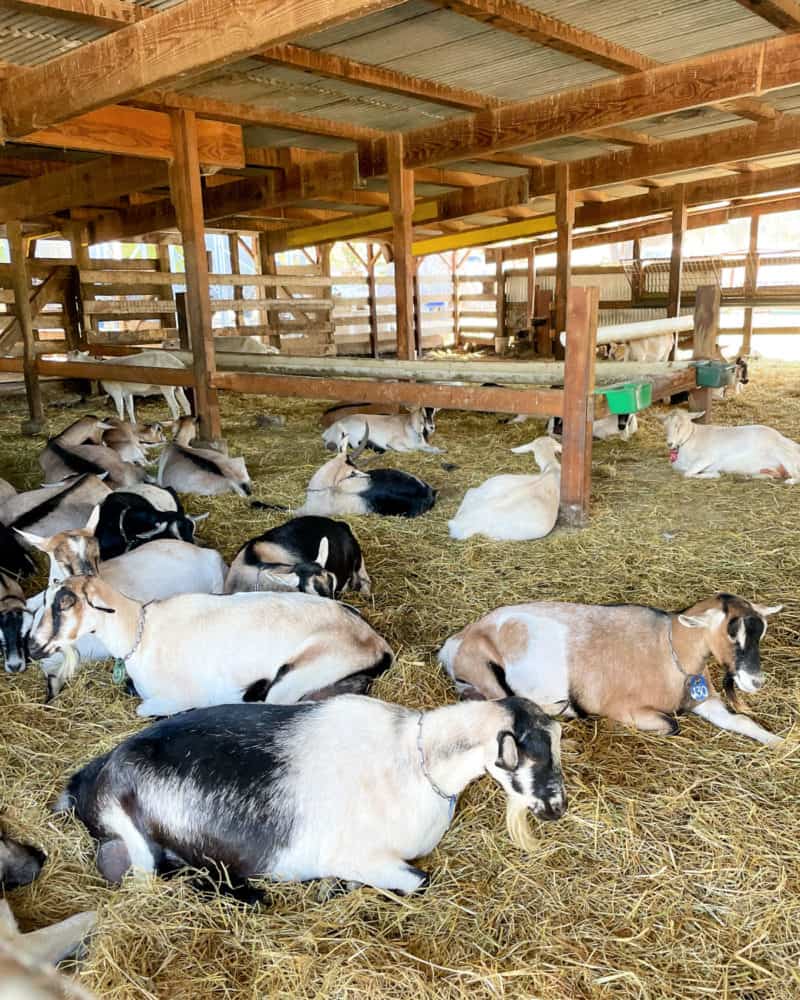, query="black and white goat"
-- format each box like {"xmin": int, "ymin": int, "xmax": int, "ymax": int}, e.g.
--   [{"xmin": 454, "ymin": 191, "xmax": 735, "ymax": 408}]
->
[
  {"xmin": 225, "ymin": 516, "xmax": 370, "ymax": 598},
  {"xmin": 438, "ymin": 594, "xmax": 784, "ymax": 746},
  {"xmin": 298, "ymin": 436, "xmax": 437, "ymax": 519},
  {"xmin": 0, "ymin": 570, "xmax": 27, "ymax": 674},
  {"xmin": 56, "ymin": 694, "xmax": 565, "ymax": 900},
  {"xmin": 547, "ymin": 413, "xmax": 638, "ymax": 441},
  {"xmin": 0, "ymin": 474, "xmax": 111, "ymax": 538},
  {"xmin": 1, "ymin": 520, "xmax": 36, "ymax": 580},
  {"xmin": 158, "ymin": 416, "xmax": 251, "ymax": 497},
  {"xmin": 40, "ymin": 417, "xmax": 147, "ymax": 489},
  {"xmin": 322, "ymin": 407, "xmax": 442, "ymax": 454},
  {"xmin": 30, "ymin": 575, "xmax": 392, "ymax": 716},
  {"xmin": 91, "ymin": 485, "xmax": 199, "ymax": 560}
]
